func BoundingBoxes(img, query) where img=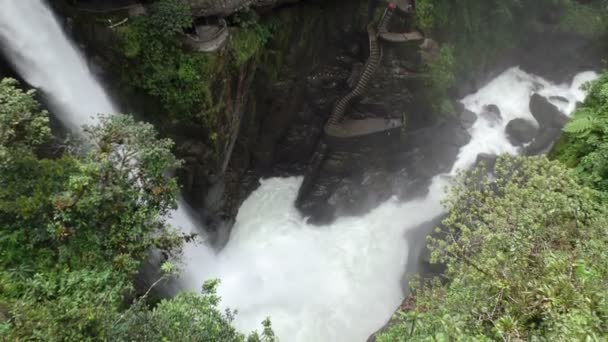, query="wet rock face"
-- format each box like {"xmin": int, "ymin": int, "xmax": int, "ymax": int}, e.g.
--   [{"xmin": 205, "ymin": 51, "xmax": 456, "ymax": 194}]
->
[
  {"xmin": 180, "ymin": 0, "xmax": 300, "ymax": 17},
  {"xmin": 480, "ymin": 104, "xmax": 502, "ymax": 126},
  {"xmin": 525, "ymin": 94, "xmax": 569, "ymax": 156},
  {"xmin": 505, "ymin": 118, "xmax": 538, "ymax": 146},
  {"xmin": 529, "ymin": 93, "xmax": 569, "ymax": 129},
  {"xmin": 297, "ymin": 115, "xmax": 472, "ymax": 224},
  {"xmin": 293, "ymin": 6, "xmax": 478, "ymax": 223},
  {"xmin": 459, "ymin": 109, "xmax": 477, "ymax": 129}
]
